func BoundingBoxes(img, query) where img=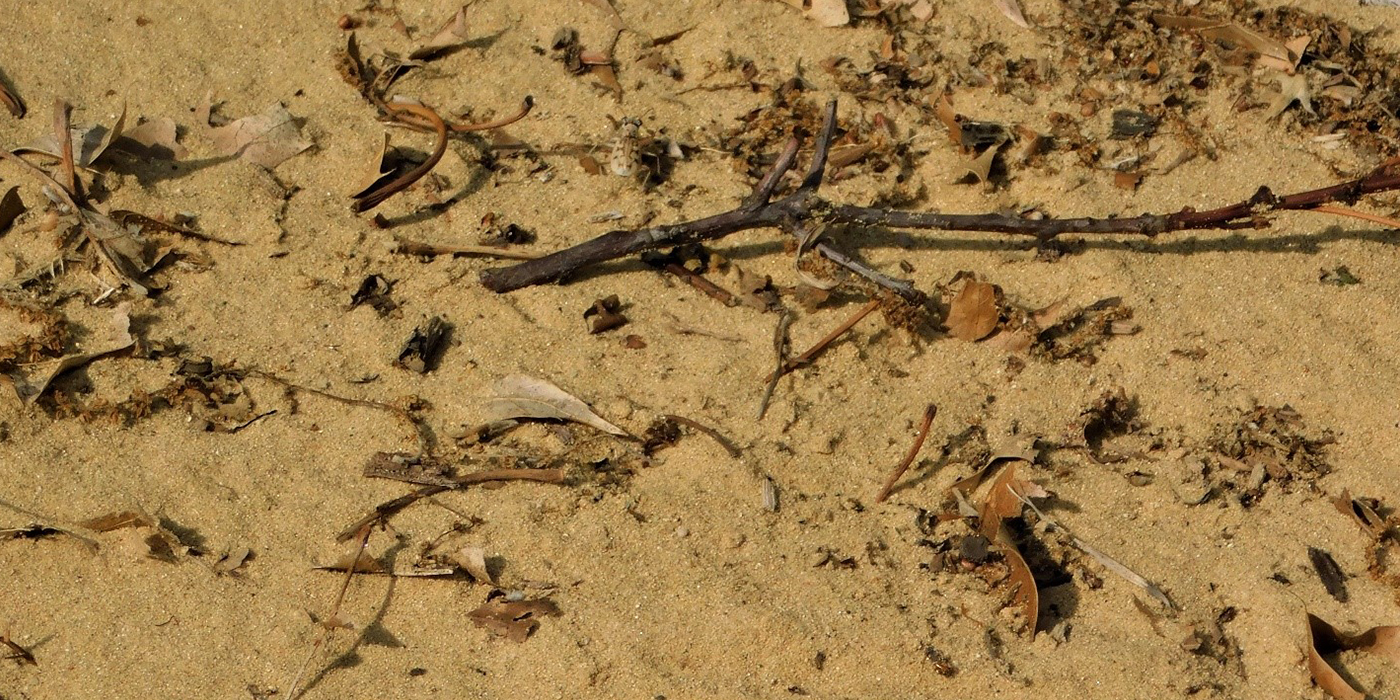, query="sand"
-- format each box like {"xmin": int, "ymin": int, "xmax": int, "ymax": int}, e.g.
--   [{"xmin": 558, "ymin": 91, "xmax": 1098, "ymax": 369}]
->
[{"xmin": 3, "ymin": 0, "xmax": 1400, "ymax": 698}]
